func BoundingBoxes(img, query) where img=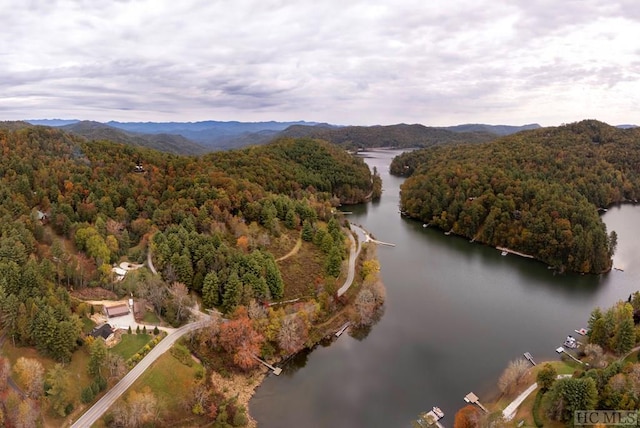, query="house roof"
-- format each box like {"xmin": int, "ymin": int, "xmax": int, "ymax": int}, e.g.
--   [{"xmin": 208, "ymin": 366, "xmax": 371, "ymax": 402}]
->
[
  {"xmin": 90, "ymin": 323, "xmax": 113, "ymax": 340},
  {"xmin": 104, "ymin": 303, "xmax": 130, "ymax": 317},
  {"xmin": 112, "ymin": 267, "xmax": 127, "ymax": 277}
]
